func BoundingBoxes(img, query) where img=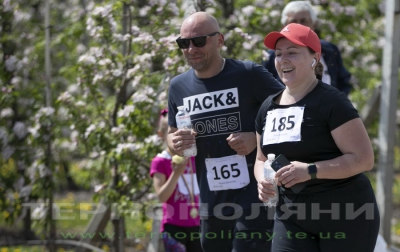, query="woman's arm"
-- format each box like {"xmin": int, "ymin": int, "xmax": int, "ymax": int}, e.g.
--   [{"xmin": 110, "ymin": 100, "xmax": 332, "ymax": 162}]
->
[
  {"xmin": 276, "ymin": 118, "xmax": 374, "ymax": 188},
  {"xmin": 314, "ymin": 117, "xmax": 374, "ymax": 179},
  {"xmin": 255, "ymin": 133, "xmax": 276, "ymax": 202}
]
